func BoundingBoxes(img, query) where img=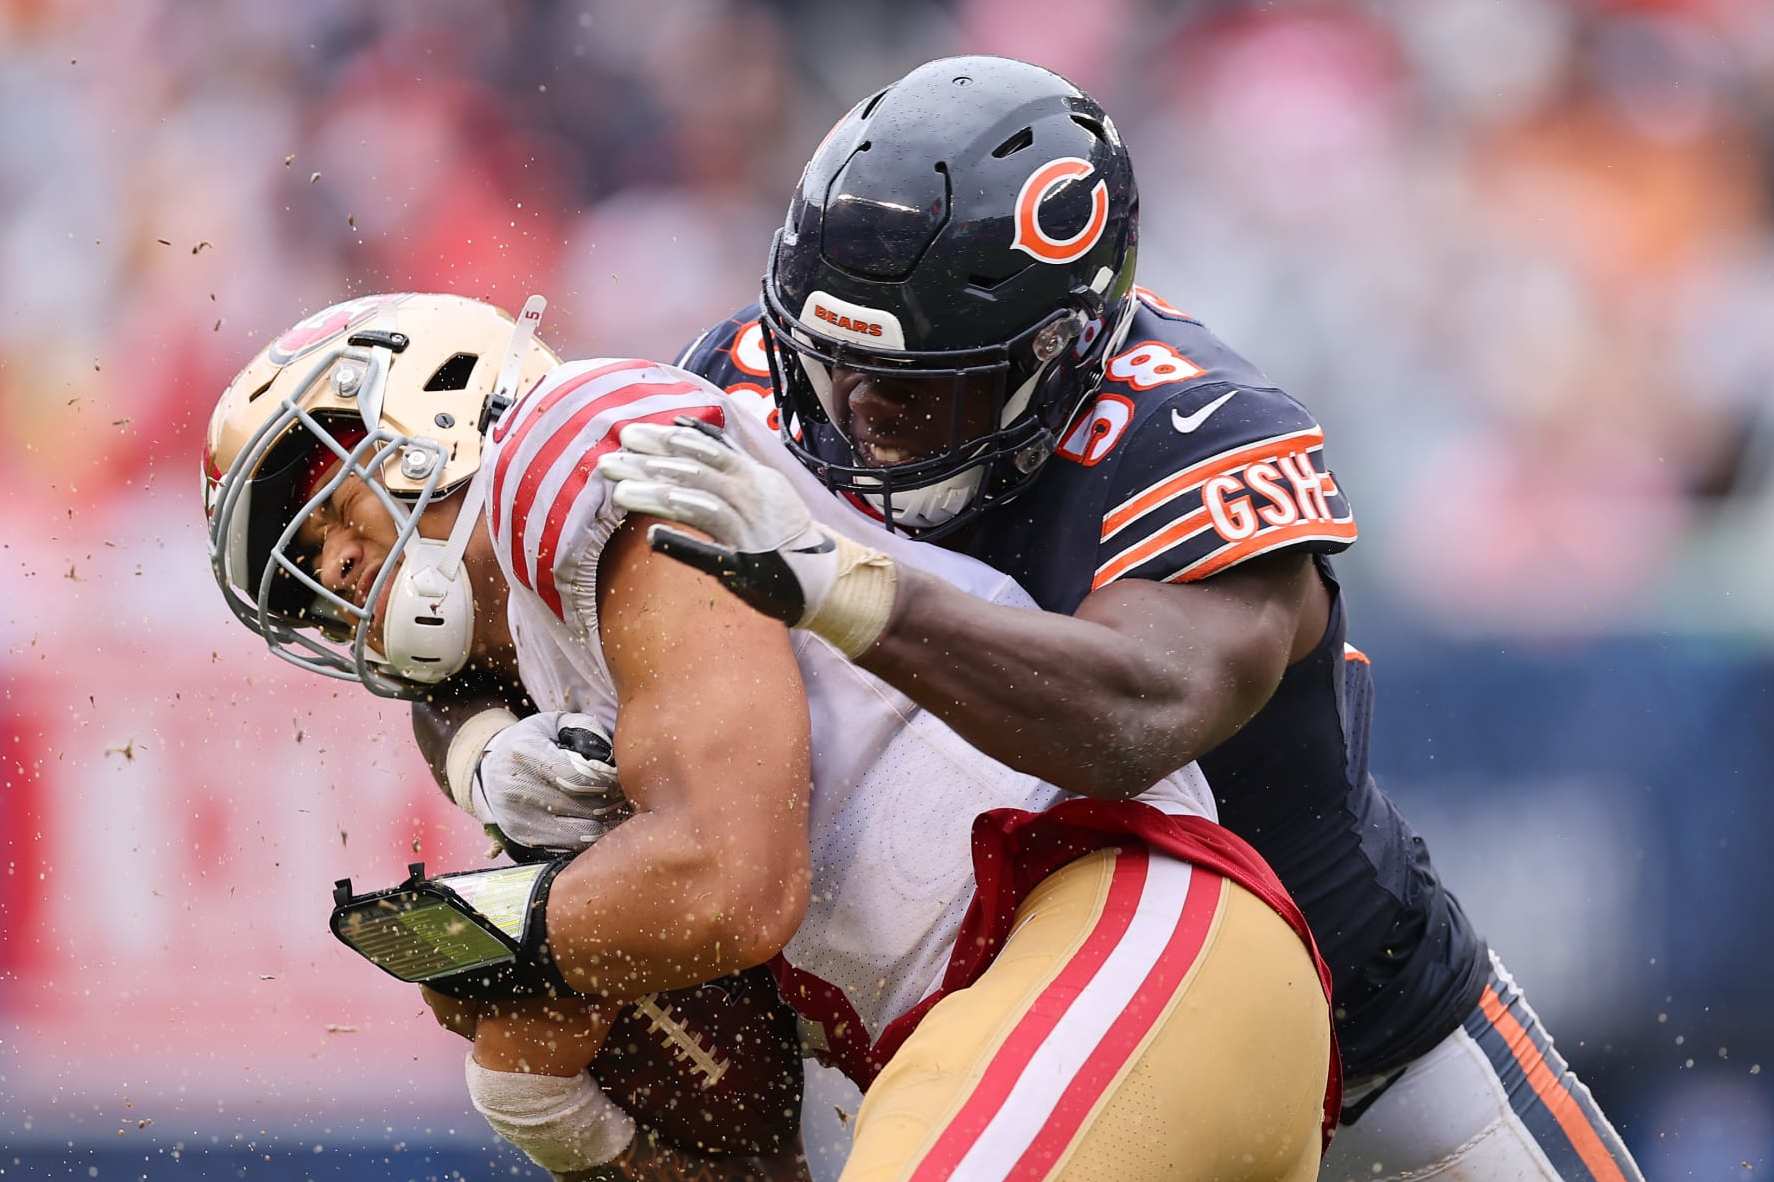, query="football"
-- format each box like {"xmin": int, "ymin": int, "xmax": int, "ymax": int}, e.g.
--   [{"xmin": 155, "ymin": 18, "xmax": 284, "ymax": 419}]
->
[{"xmin": 594, "ymin": 965, "xmax": 804, "ymax": 1157}]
